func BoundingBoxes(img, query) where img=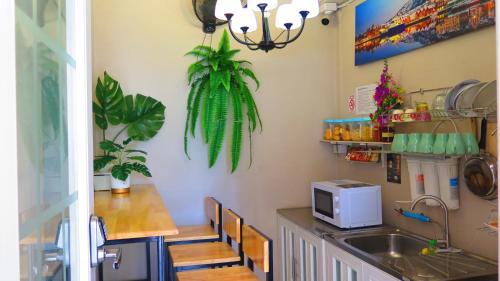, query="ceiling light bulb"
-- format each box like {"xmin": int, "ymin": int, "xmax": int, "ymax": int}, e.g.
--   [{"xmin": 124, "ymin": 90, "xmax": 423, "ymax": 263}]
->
[
  {"xmin": 215, "ymin": 0, "xmax": 243, "ymax": 20},
  {"xmin": 292, "ymin": 0, "xmax": 319, "ymax": 18},
  {"xmin": 275, "ymin": 4, "xmax": 302, "ymax": 30},
  {"xmin": 232, "ymin": 8, "xmax": 257, "ymax": 34},
  {"xmin": 247, "ymin": 0, "xmax": 278, "ymax": 12}
]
